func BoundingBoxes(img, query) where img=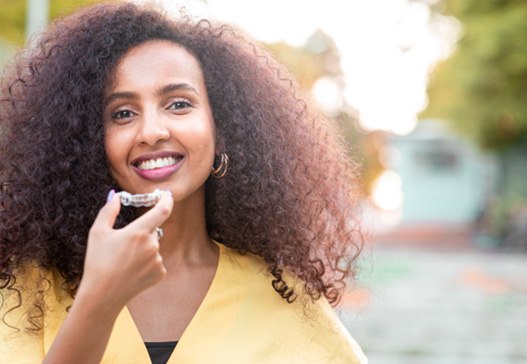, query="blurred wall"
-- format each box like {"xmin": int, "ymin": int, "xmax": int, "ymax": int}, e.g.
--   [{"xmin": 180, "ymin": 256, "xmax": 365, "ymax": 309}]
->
[{"xmin": 388, "ymin": 119, "xmax": 497, "ymax": 224}]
